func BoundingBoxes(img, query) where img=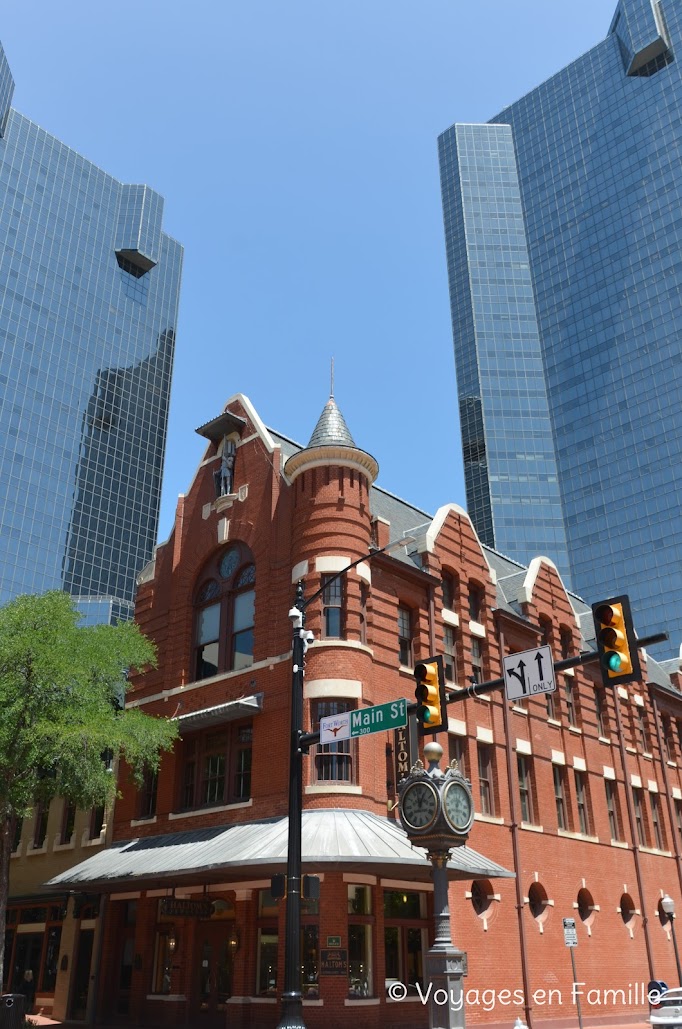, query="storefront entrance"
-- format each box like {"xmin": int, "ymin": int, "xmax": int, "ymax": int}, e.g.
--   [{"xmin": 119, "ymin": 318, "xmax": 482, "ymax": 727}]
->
[{"xmin": 194, "ymin": 922, "xmax": 234, "ymax": 1025}]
